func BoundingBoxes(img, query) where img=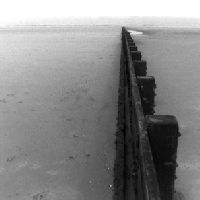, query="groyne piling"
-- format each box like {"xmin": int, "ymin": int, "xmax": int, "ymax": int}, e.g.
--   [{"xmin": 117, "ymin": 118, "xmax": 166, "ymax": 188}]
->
[
  {"xmin": 146, "ymin": 115, "xmax": 179, "ymax": 200},
  {"xmin": 114, "ymin": 27, "xmax": 180, "ymax": 200},
  {"xmin": 137, "ymin": 76, "xmax": 156, "ymax": 115},
  {"xmin": 130, "ymin": 46, "xmax": 138, "ymax": 52},
  {"xmin": 131, "ymin": 51, "xmax": 142, "ymax": 61},
  {"xmin": 133, "ymin": 60, "xmax": 147, "ymax": 76}
]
